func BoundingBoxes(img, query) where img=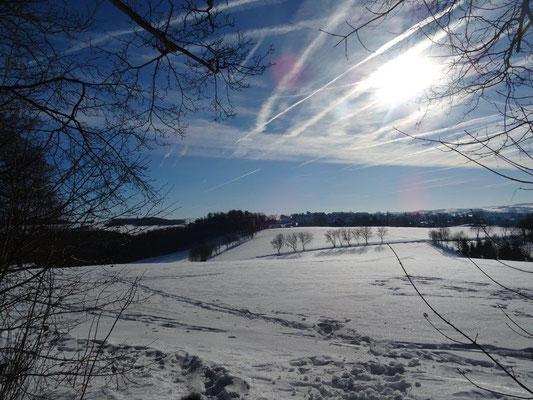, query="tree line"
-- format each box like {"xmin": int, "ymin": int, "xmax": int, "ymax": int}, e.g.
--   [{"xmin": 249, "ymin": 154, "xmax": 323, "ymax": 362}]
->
[
  {"xmin": 270, "ymin": 227, "xmax": 389, "ymax": 254},
  {"xmin": 3, "ymin": 210, "xmax": 271, "ymax": 266},
  {"xmin": 324, "ymin": 227, "xmax": 387, "ymax": 247},
  {"xmin": 111, "ymin": 210, "xmax": 269, "ymax": 263},
  {"xmin": 428, "ymin": 216, "xmax": 533, "ymax": 261},
  {"xmin": 291, "ymin": 210, "xmax": 527, "ymax": 228},
  {"xmin": 270, "ymin": 232, "xmax": 314, "ymax": 254}
]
